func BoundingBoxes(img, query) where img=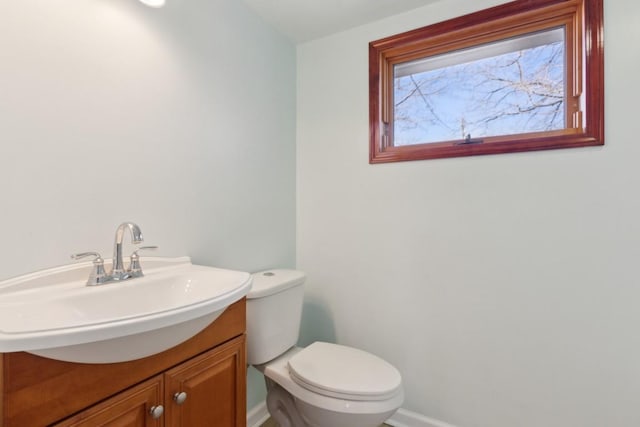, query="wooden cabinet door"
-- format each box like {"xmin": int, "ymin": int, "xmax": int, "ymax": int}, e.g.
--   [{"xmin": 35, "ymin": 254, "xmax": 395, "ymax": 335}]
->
[
  {"xmin": 54, "ymin": 375, "xmax": 164, "ymax": 427},
  {"xmin": 164, "ymin": 335, "xmax": 246, "ymax": 427}
]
